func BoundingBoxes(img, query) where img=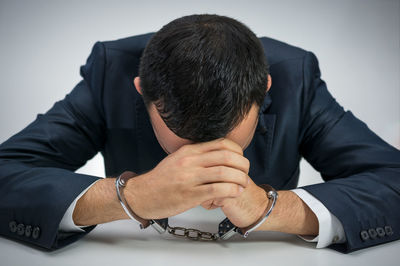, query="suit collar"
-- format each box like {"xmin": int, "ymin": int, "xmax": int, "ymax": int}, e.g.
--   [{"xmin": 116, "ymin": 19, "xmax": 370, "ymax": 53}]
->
[
  {"xmin": 257, "ymin": 91, "xmax": 273, "ymax": 135},
  {"xmin": 260, "ymin": 91, "xmax": 273, "ymax": 114}
]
